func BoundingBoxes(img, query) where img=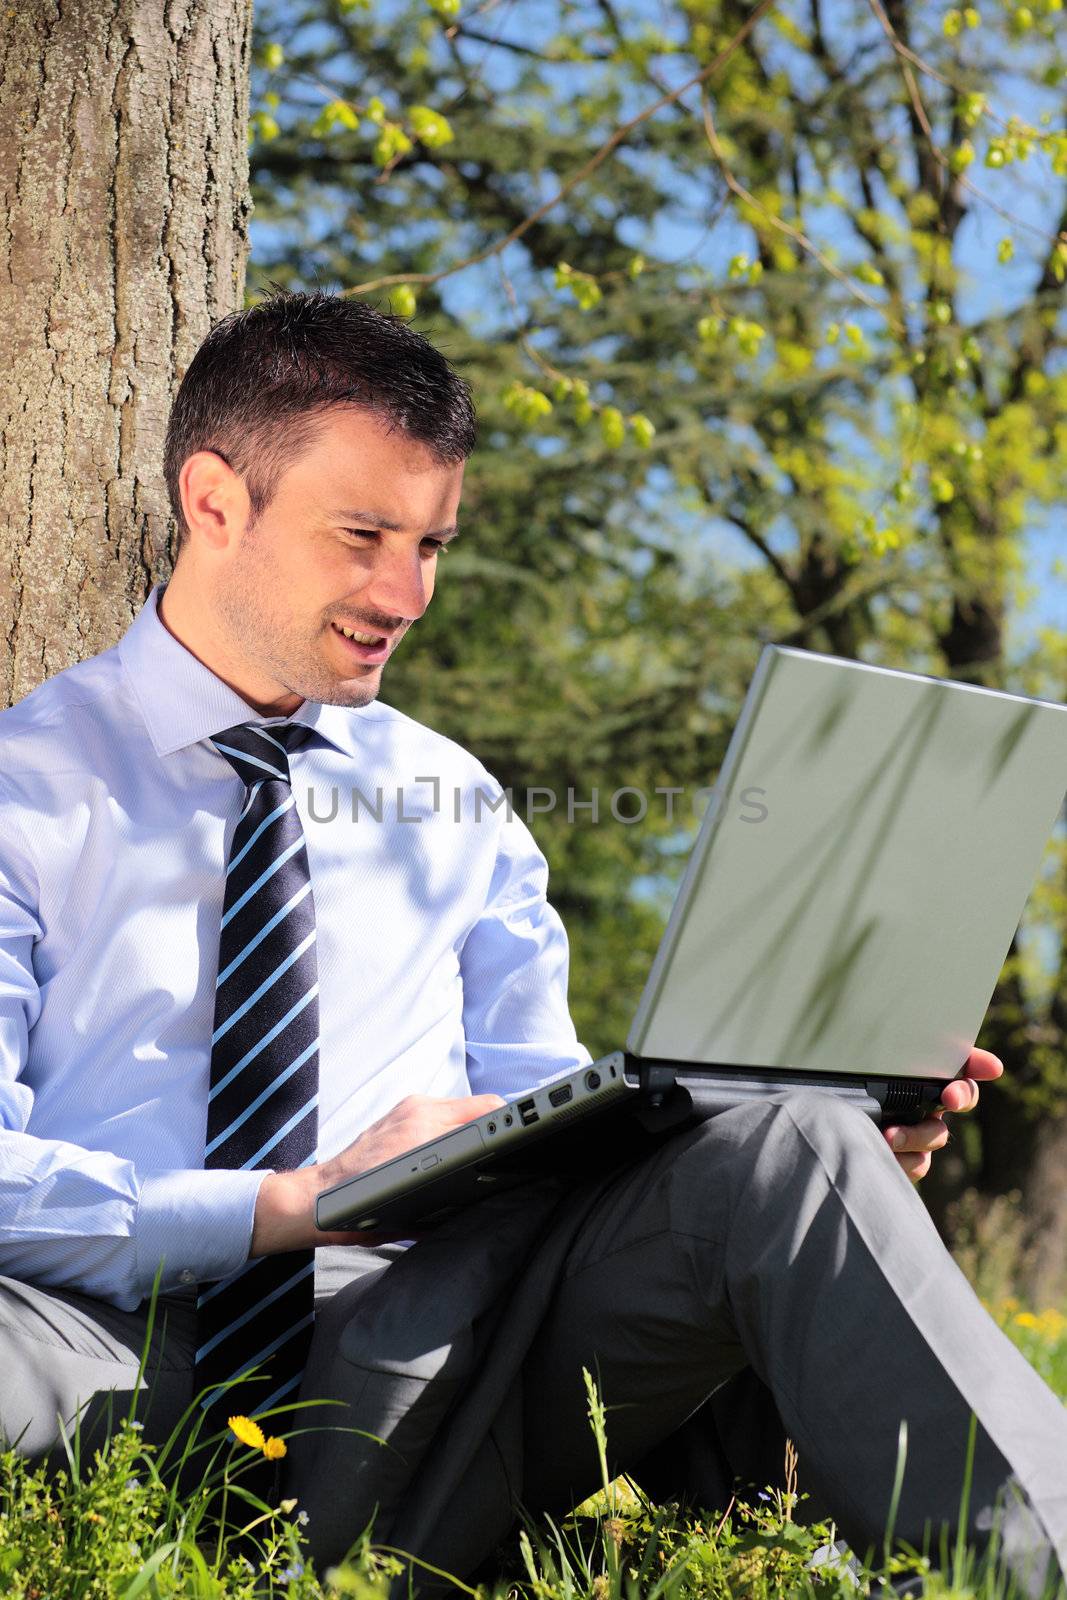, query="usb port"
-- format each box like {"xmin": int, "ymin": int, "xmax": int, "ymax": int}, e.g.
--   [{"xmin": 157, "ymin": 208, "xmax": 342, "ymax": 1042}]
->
[
  {"xmin": 548, "ymin": 1083, "xmax": 573, "ymax": 1107},
  {"xmin": 517, "ymin": 1096, "xmax": 539, "ymax": 1126}
]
